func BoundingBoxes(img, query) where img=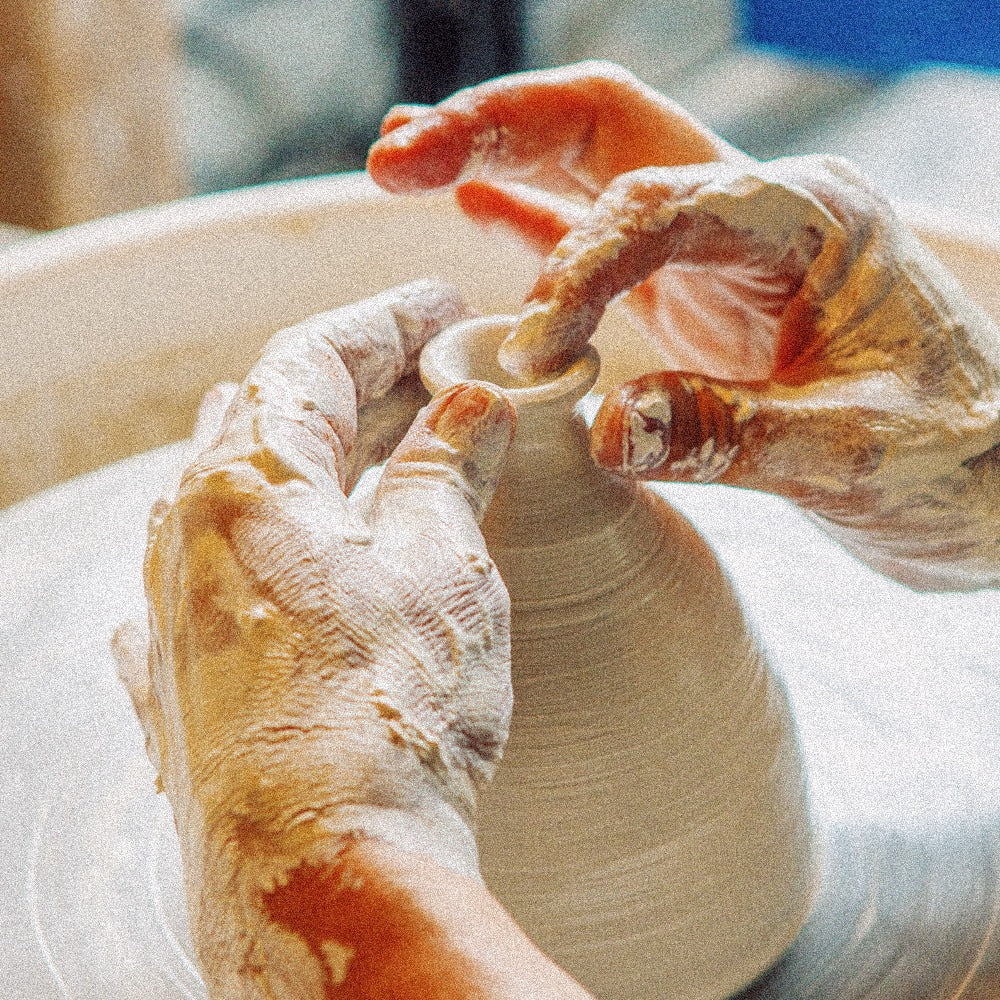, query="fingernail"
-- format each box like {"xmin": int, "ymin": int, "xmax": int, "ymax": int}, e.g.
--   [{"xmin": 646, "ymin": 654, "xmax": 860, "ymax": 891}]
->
[
  {"xmin": 389, "ymin": 278, "xmax": 474, "ymax": 358},
  {"xmin": 379, "ymin": 103, "xmax": 430, "ymax": 136},
  {"xmin": 498, "ymin": 305, "xmax": 578, "ymax": 383},
  {"xmin": 591, "ymin": 381, "xmax": 672, "ymax": 475},
  {"xmin": 430, "ymin": 382, "xmax": 516, "ymax": 494},
  {"xmin": 616, "ymin": 385, "xmax": 674, "ymax": 474},
  {"xmin": 367, "ymin": 111, "xmax": 473, "ymax": 191},
  {"xmin": 496, "ymin": 317, "xmax": 537, "ymax": 381},
  {"xmin": 594, "ymin": 375, "xmax": 744, "ymax": 482}
]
